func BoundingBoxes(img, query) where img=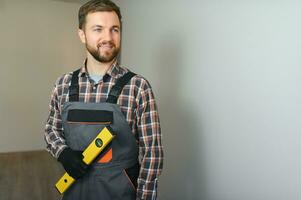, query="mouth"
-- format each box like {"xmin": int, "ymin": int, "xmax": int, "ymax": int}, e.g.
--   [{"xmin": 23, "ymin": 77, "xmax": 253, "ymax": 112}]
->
[{"xmin": 98, "ymin": 43, "xmax": 114, "ymax": 51}]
